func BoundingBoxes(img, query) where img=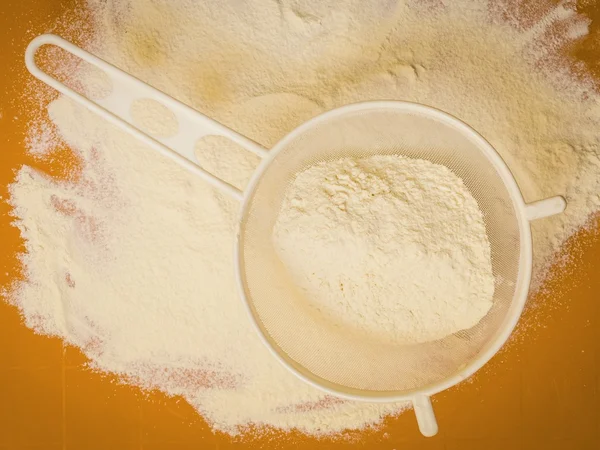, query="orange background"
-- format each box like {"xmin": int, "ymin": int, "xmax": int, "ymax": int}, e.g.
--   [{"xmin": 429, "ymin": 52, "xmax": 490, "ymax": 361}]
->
[{"xmin": 1, "ymin": 1, "xmax": 599, "ymax": 449}]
